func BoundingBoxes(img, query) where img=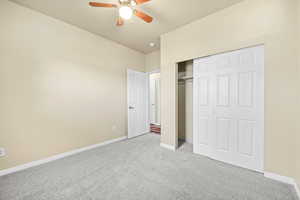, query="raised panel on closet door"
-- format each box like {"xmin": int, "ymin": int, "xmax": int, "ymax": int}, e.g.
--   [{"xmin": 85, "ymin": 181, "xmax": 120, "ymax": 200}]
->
[
  {"xmin": 237, "ymin": 120, "xmax": 255, "ymax": 156},
  {"xmin": 198, "ymin": 77, "xmax": 209, "ymax": 106},
  {"xmin": 216, "ymin": 75, "xmax": 230, "ymax": 107},
  {"xmin": 216, "ymin": 118, "xmax": 231, "ymax": 151},
  {"xmin": 212, "ymin": 116, "xmax": 235, "ymax": 163},
  {"xmin": 239, "ymin": 48, "xmax": 257, "ymax": 67},
  {"xmin": 238, "ymin": 72, "xmax": 254, "ymax": 107}
]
